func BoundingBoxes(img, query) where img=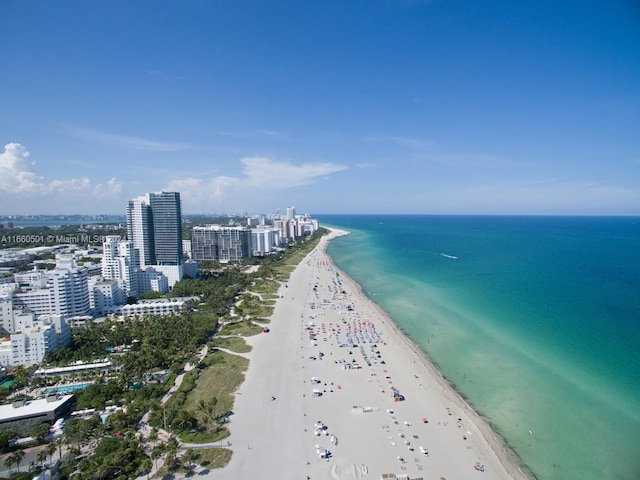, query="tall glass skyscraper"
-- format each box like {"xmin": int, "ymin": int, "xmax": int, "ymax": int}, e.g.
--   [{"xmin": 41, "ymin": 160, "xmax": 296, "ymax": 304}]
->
[
  {"xmin": 126, "ymin": 198, "xmax": 155, "ymax": 266},
  {"xmin": 149, "ymin": 192, "xmax": 183, "ymax": 265},
  {"xmin": 126, "ymin": 192, "xmax": 183, "ymax": 267}
]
